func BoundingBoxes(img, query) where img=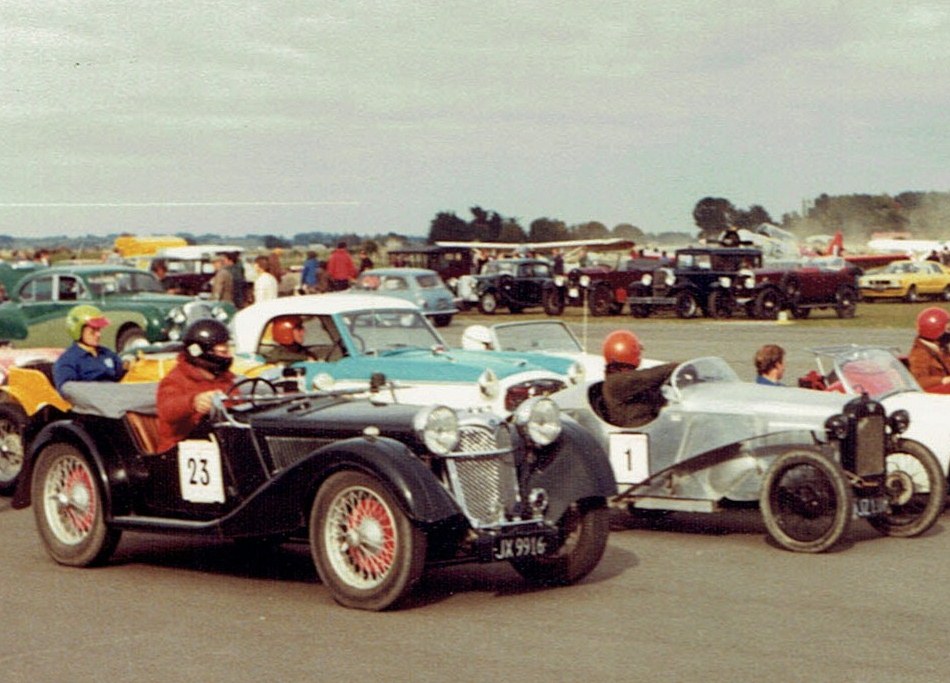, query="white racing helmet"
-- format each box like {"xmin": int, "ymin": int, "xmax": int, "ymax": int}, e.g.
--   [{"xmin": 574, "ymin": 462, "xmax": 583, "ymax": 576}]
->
[{"xmin": 461, "ymin": 324, "xmax": 494, "ymax": 351}]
